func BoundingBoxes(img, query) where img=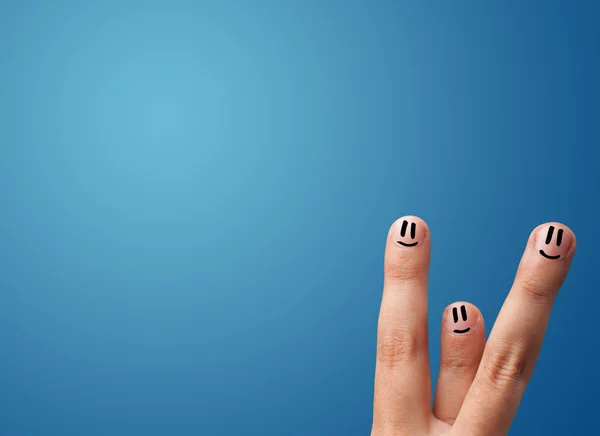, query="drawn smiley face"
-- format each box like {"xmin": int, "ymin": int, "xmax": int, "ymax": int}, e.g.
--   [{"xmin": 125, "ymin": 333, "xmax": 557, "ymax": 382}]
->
[
  {"xmin": 450, "ymin": 304, "xmax": 471, "ymax": 334},
  {"xmin": 396, "ymin": 219, "xmax": 419, "ymax": 247},
  {"xmin": 538, "ymin": 225, "xmax": 570, "ymax": 260}
]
